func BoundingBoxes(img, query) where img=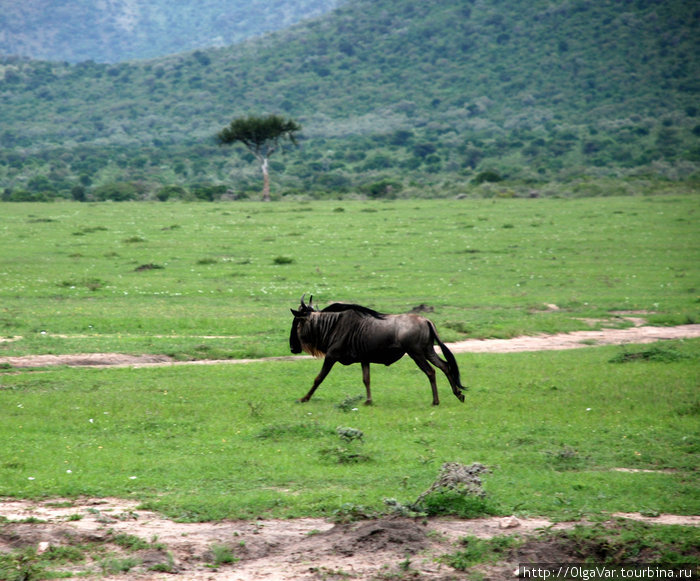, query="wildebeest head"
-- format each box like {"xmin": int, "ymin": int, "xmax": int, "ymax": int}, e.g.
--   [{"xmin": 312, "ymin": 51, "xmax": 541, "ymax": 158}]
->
[{"xmin": 289, "ymin": 294, "xmax": 316, "ymax": 354}]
